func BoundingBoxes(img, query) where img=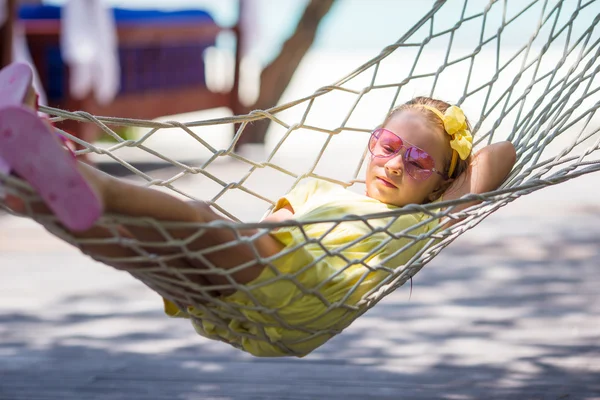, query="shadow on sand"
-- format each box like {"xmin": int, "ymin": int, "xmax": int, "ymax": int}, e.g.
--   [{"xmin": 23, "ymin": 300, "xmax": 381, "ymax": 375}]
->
[{"xmin": 1, "ymin": 210, "xmax": 599, "ymax": 399}]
